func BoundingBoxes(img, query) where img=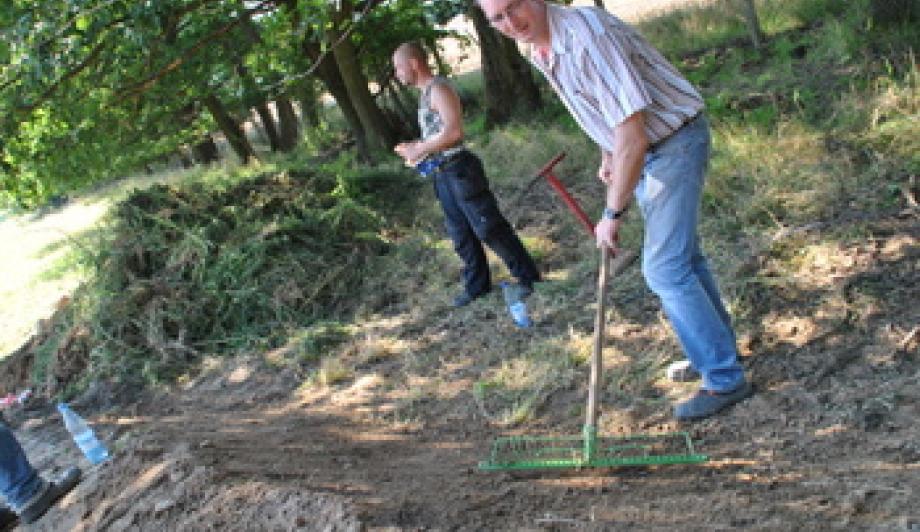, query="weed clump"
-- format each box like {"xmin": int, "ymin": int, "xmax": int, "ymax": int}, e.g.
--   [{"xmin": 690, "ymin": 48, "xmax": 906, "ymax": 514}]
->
[{"xmin": 39, "ymin": 164, "xmax": 413, "ymax": 390}]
